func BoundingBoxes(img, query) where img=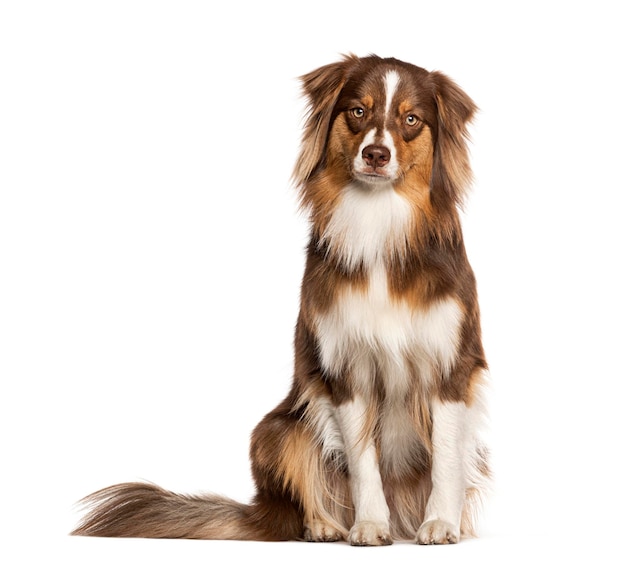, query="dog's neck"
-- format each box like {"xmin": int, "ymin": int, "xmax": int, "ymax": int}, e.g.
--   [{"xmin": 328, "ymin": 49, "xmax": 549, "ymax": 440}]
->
[{"xmin": 318, "ymin": 182, "xmax": 413, "ymax": 272}]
